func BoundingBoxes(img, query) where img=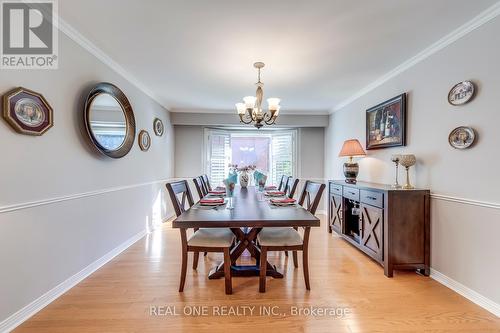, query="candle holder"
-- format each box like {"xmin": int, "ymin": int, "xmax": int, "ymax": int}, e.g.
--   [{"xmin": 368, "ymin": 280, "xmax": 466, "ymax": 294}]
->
[
  {"xmin": 390, "ymin": 155, "xmax": 401, "ymax": 188},
  {"xmin": 399, "ymin": 154, "xmax": 416, "ymax": 190}
]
